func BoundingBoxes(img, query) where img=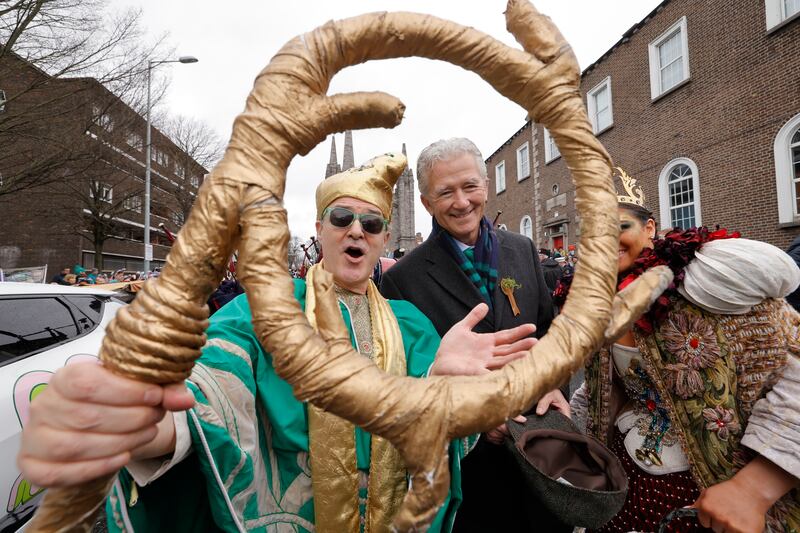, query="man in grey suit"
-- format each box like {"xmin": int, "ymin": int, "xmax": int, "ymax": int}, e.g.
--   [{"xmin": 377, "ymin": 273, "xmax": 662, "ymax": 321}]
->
[{"xmin": 380, "ymin": 138, "xmax": 571, "ymax": 532}]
